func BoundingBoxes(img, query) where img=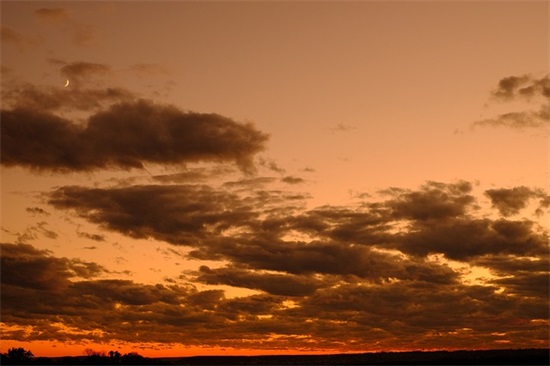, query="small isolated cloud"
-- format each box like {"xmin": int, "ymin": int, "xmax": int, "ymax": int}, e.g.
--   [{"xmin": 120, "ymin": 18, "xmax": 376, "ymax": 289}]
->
[
  {"xmin": 1, "ymin": 99, "xmax": 268, "ymax": 172},
  {"xmin": 35, "ymin": 8, "xmax": 70, "ymax": 22},
  {"xmin": 492, "ymin": 75, "xmax": 549, "ymax": 101},
  {"xmin": 60, "ymin": 61, "xmax": 111, "ymax": 84},
  {"xmin": 77, "ymin": 231, "xmax": 105, "ymax": 242},
  {"xmin": 25, "ymin": 207, "xmax": 50, "ymax": 216},
  {"xmin": 258, "ymin": 157, "xmax": 285, "ymax": 174},
  {"xmin": 330, "ymin": 123, "xmax": 356, "ymax": 133},
  {"xmin": 282, "ymin": 176, "xmax": 304, "ymax": 185},
  {"xmin": 16, "ymin": 222, "xmax": 58, "ymax": 242}
]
